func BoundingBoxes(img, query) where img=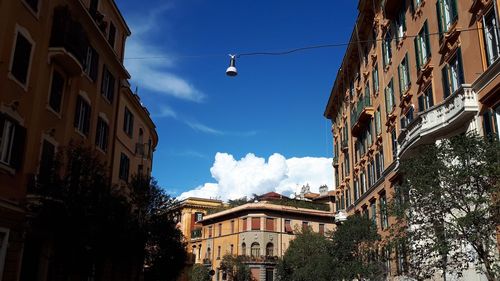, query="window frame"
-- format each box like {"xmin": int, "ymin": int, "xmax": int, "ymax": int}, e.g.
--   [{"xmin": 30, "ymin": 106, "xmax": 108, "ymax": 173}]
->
[
  {"xmin": 47, "ymin": 68, "xmax": 66, "ymax": 115},
  {"xmin": 8, "ymin": 25, "xmax": 35, "ymax": 90},
  {"xmin": 414, "ymin": 21, "xmax": 431, "ymax": 71},
  {"xmin": 482, "ymin": 7, "xmax": 500, "ymax": 66},
  {"xmin": 74, "ymin": 95, "xmax": 91, "ymax": 136},
  {"xmin": 119, "ymin": 152, "xmax": 130, "ymax": 182}
]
